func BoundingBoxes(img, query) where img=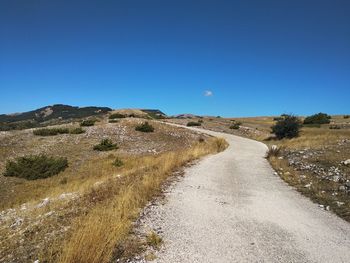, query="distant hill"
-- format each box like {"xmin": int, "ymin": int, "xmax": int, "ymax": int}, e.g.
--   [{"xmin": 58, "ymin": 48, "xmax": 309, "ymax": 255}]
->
[
  {"xmin": 140, "ymin": 109, "xmax": 167, "ymax": 119},
  {"xmin": 173, "ymin": 113, "xmax": 202, "ymax": 119},
  {"xmin": 0, "ymin": 104, "xmax": 112, "ymax": 130}
]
